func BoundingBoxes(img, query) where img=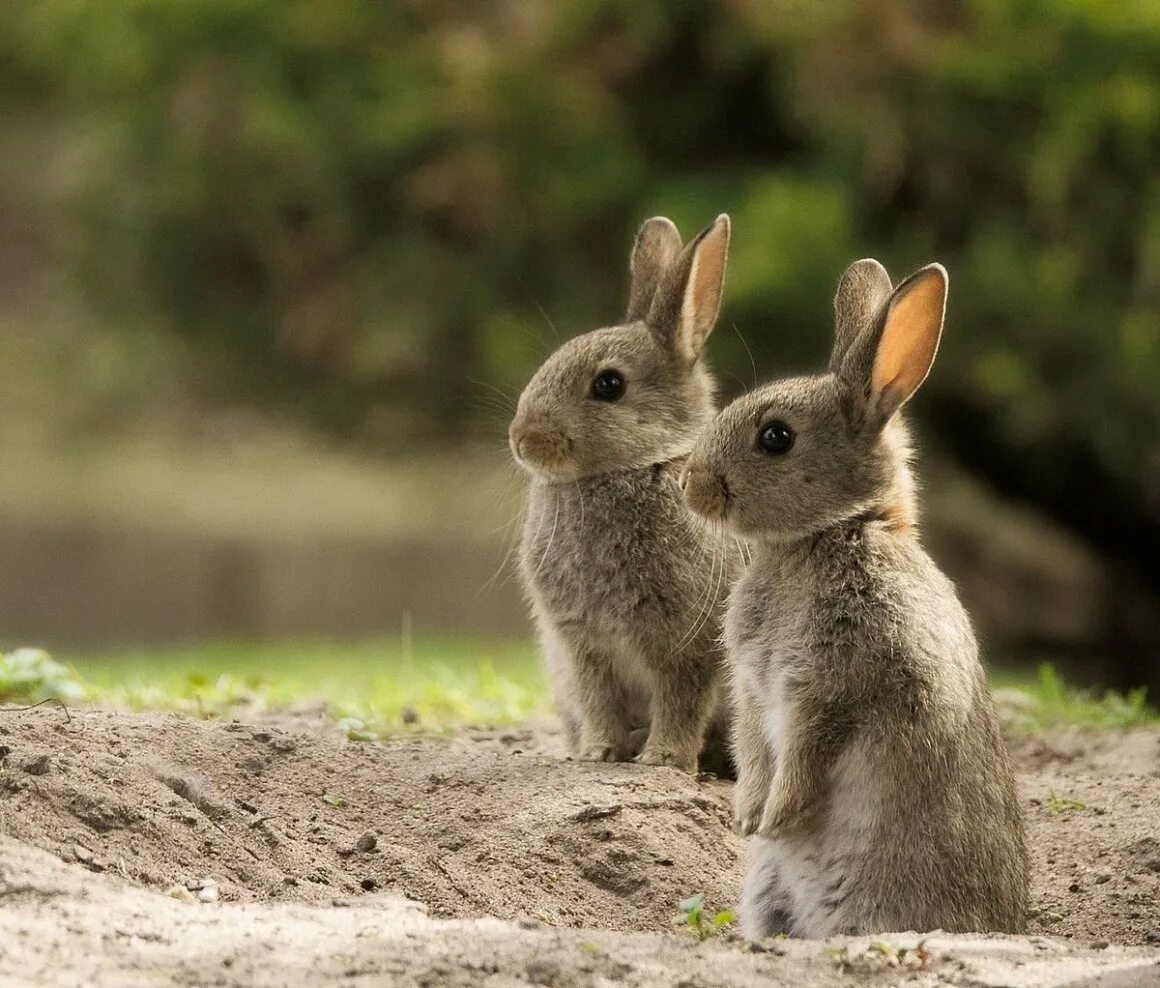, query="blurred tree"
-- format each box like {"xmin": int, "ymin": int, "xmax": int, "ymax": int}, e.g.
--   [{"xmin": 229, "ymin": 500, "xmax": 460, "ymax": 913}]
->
[
  {"xmin": 743, "ymin": 0, "xmax": 1160, "ymax": 682},
  {"xmin": 2, "ymin": 0, "xmax": 1157, "ymax": 676}
]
